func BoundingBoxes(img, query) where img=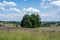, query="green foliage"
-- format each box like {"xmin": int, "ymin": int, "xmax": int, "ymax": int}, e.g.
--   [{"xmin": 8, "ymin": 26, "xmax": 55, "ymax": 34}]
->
[{"xmin": 21, "ymin": 14, "xmax": 41, "ymax": 28}]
